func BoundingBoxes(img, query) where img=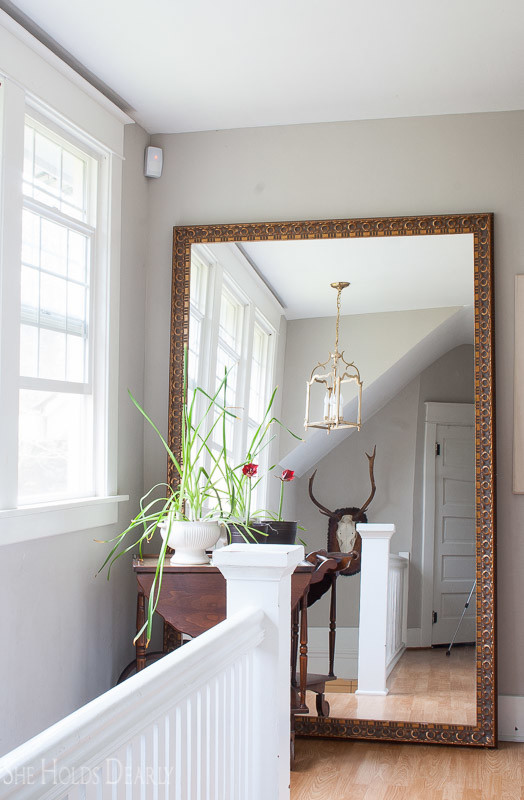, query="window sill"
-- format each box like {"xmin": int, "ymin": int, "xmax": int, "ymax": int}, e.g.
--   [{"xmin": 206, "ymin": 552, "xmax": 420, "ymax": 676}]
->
[{"xmin": 0, "ymin": 495, "xmax": 129, "ymax": 546}]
